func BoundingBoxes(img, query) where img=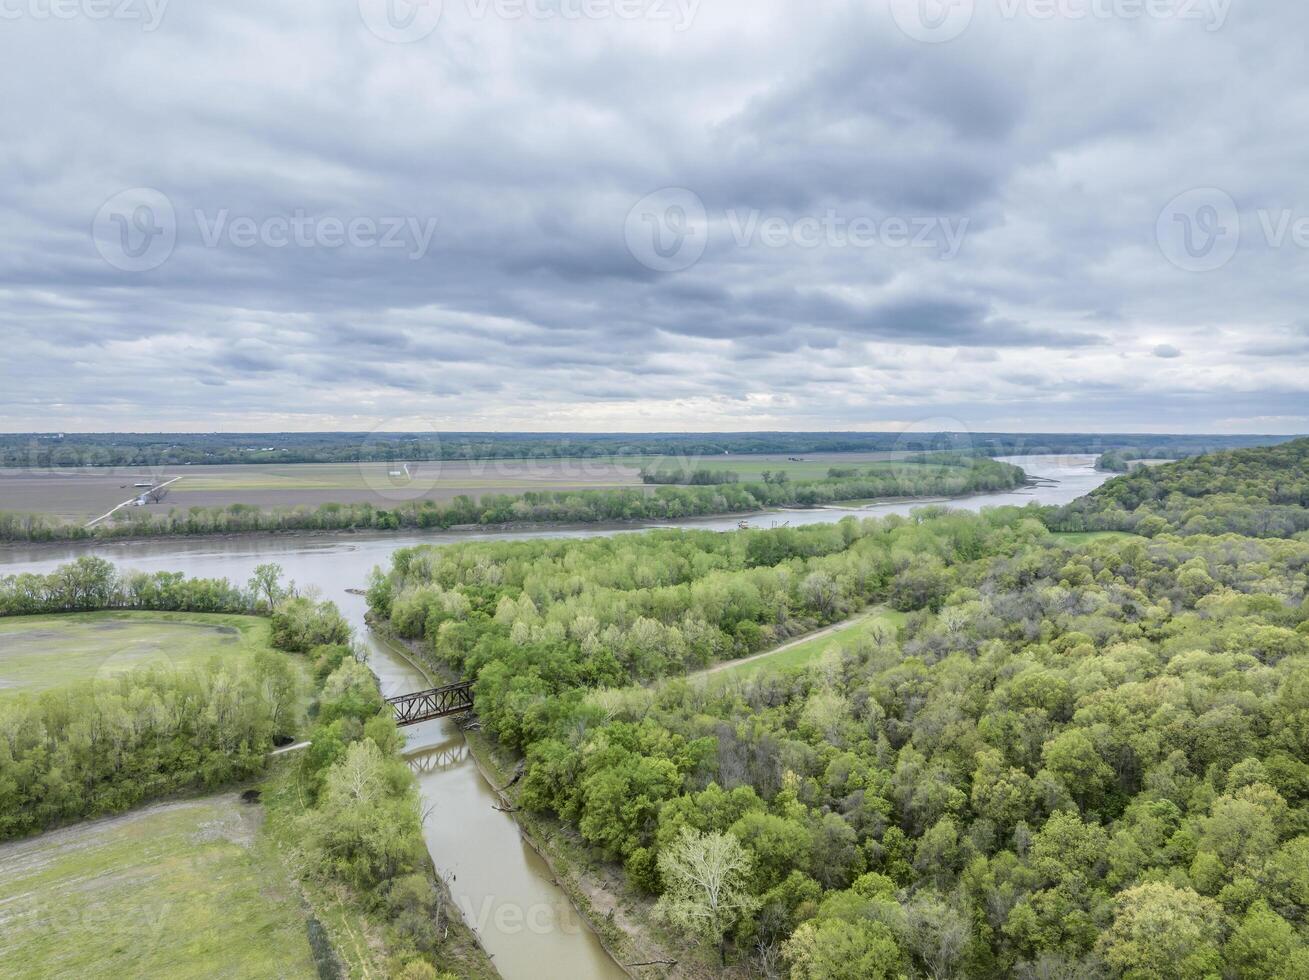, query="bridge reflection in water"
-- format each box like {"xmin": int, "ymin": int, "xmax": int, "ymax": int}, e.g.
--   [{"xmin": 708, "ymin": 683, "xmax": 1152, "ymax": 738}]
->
[{"xmin": 406, "ymin": 738, "xmax": 471, "ymax": 775}]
